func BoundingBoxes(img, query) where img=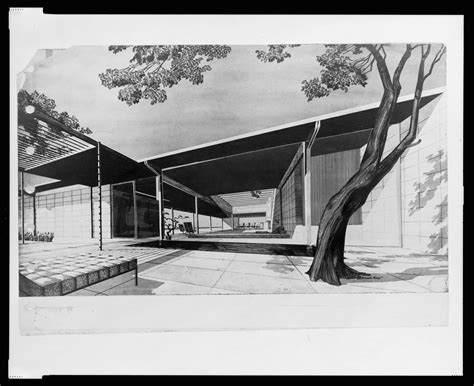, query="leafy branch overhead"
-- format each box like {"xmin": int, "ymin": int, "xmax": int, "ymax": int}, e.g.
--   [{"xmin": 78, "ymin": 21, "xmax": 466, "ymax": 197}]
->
[
  {"xmin": 99, "ymin": 45, "xmax": 232, "ymax": 106},
  {"xmin": 256, "ymin": 44, "xmax": 425, "ymax": 100},
  {"xmin": 18, "ymin": 90, "xmax": 93, "ymax": 157},
  {"xmin": 18, "ymin": 90, "xmax": 92, "ymax": 134}
]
